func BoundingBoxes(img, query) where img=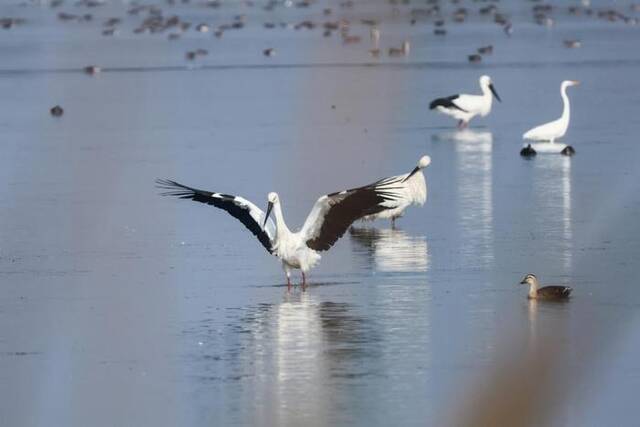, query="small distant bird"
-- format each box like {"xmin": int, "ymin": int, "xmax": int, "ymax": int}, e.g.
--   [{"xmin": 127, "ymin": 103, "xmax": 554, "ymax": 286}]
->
[
  {"xmin": 50, "ymin": 105, "xmax": 64, "ymax": 117},
  {"xmin": 468, "ymin": 54, "xmax": 482, "ymax": 63},
  {"xmin": 477, "ymin": 45, "xmax": 493, "ymax": 55},
  {"xmin": 429, "ymin": 75, "xmax": 501, "ymax": 129},
  {"xmin": 342, "ymin": 34, "xmax": 361, "ymax": 44},
  {"xmin": 195, "ymin": 23, "xmax": 210, "ymax": 32},
  {"xmin": 520, "ymin": 273, "xmax": 572, "ymax": 300},
  {"xmin": 156, "ymin": 155, "xmax": 431, "ymax": 288},
  {"xmin": 263, "ymin": 48, "xmax": 276, "ymax": 57},
  {"xmin": 388, "ymin": 40, "xmax": 410, "ymax": 57},
  {"xmin": 564, "ymin": 39, "xmax": 581, "ymax": 48},
  {"xmin": 84, "ymin": 65, "xmax": 101, "ymax": 75},
  {"xmin": 523, "ymin": 80, "xmax": 580, "ymax": 143},
  {"xmin": 434, "ymin": 28, "xmax": 447, "ymax": 36},
  {"xmin": 504, "ymin": 22, "xmax": 513, "ymax": 36},
  {"xmin": 369, "ymin": 27, "xmax": 380, "ymax": 57}
]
